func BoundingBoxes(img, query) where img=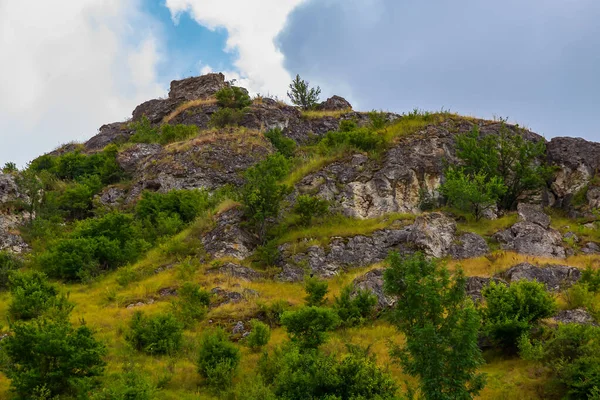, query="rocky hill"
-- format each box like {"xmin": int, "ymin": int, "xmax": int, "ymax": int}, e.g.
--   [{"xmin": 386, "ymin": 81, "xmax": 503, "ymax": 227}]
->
[{"xmin": 1, "ymin": 72, "xmax": 599, "ymax": 399}]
